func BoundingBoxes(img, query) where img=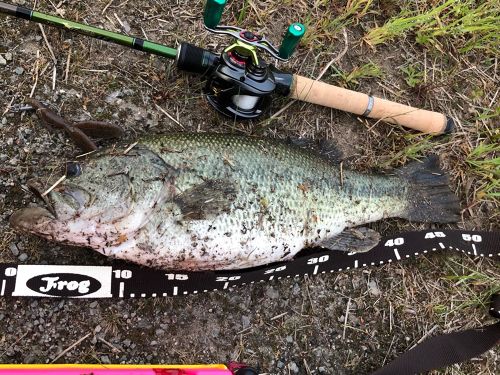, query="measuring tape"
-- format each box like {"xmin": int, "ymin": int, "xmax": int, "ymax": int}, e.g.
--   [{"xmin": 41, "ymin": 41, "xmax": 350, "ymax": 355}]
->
[{"xmin": 0, "ymin": 230, "xmax": 498, "ymax": 299}]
